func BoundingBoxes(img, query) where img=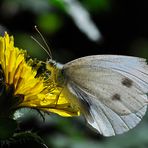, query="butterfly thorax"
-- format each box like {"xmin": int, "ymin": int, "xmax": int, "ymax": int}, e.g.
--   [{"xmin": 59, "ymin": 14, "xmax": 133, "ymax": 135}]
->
[{"xmin": 46, "ymin": 60, "xmax": 65, "ymax": 86}]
